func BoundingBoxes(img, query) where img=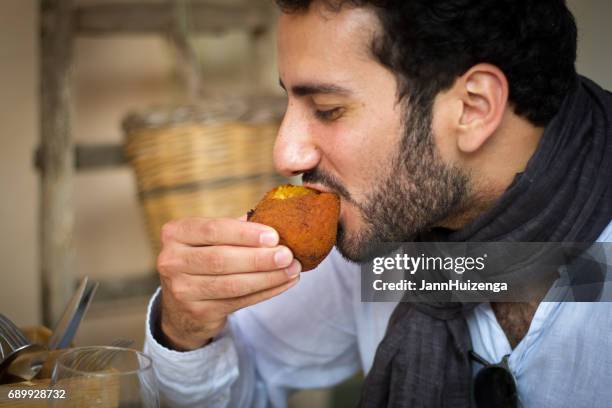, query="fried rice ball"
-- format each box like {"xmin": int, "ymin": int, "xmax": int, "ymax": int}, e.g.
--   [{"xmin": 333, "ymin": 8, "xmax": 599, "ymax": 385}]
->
[{"xmin": 247, "ymin": 184, "xmax": 340, "ymax": 271}]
